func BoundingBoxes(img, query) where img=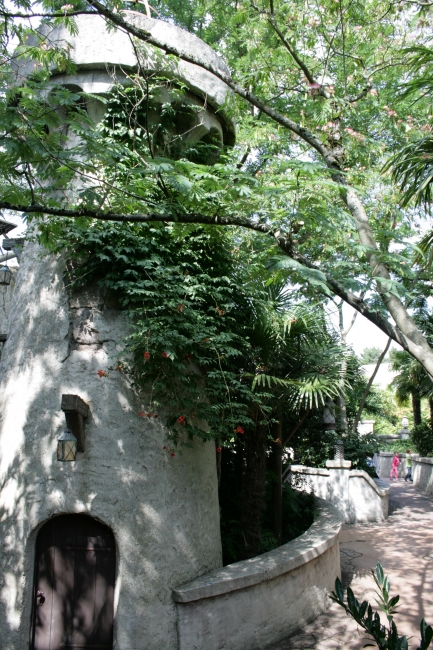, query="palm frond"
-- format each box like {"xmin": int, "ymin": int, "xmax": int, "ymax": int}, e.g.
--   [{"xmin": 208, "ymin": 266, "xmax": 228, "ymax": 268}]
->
[{"xmin": 384, "ymin": 136, "xmax": 433, "ymax": 209}]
